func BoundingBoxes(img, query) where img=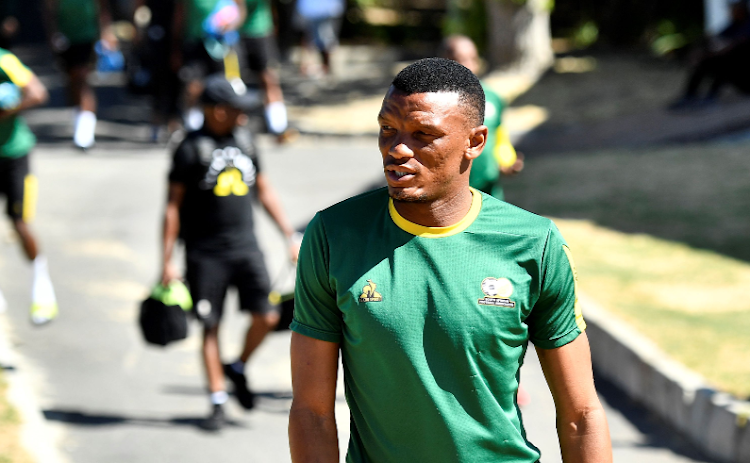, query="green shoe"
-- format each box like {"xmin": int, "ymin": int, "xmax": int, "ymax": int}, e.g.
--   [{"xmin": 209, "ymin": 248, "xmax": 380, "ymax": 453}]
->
[{"xmin": 30, "ymin": 301, "xmax": 58, "ymax": 325}]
